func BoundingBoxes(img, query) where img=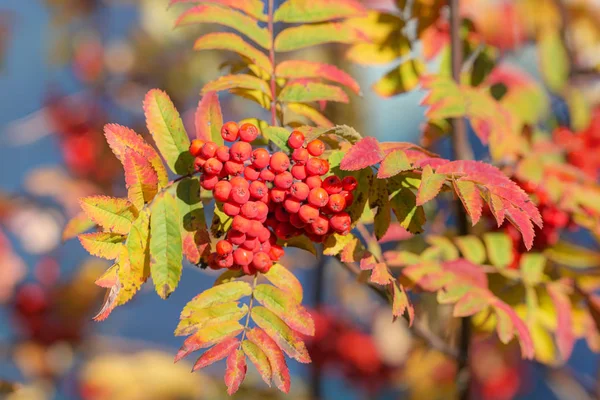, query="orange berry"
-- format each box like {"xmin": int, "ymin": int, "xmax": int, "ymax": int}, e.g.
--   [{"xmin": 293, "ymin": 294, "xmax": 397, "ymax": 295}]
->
[
  {"xmin": 239, "ymin": 123, "xmax": 260, "ymax": 142},
  {"xmin": 216, "ymin": 254, "xmax": 234, "ymax": 269},
  {"xmin": 307, "ymin": 139, "xmax": 325, "ymax": 156},
  {"xmin": 224, "ymin": 160, "xmax": 244, "ymax": 176},
  {"xmin": 194, "ymin": 157, "xmax": 206, "ymax": 172},
  {"xmin": 299, "ymin": 204, "xmax": 320, "ymax": 223},
  {"xmin": 306, "ymin": 157, "xmax": 326, "ymax": 176},
  {"xmin": 258, "ymin": 227, "xmax": 271, "ymax": 243},
  {"xmin": 292, "ymin": 148, "xmax": 309, "ymax": 165},
  {"xmin": 241, "ymin": 237, "xmax": 259, "ymax": 251},
  {"xmin": 291, "ymin": 165, "xmax": 307, "ymax": 180},
  {"xmin": 274, "ymin": 171, "xmax": 293, "ymax": 189},
  {"xmin": 232, "ymin": 215, "xmax": 251, "ymax": 233},
  {"xmin": 255, "ymin": 201, "xmax": 269, "ymax": 220},
  {"xmin": 310, "ymin": 215, "xmax": 329, "ymax": 235},
  {"xmin": 241, "ymin": 201, "xmax": 259, "ymax": 219},
  {"xmin": 288, "ymin": 130, "xmax": 305, "ymax": 149},
  {"xmin": 230, "ymin": 176, "xmax": 249, "ymax": 189},
  {"xmin": 308, "ymin": 187, "xmax": 329, "ymax": 208},
  {"xmin": 216, "ymin": 240, "xmax": 233, "ymax": 255},
  {"xmin": 221, "ymin": 121, "xmax": 239, "ymax": 142},
  {"xmin": 252, "ymin": 148, "xmax": 270, "ymax": 169},
  {"xmin": 342, "ymin": 176, "xmax": 358, "ymax": 191},
  {"xmin": 216, "ymin": 145, "xmax": 230, "ymax": 162},
  {"xmin": 322, "ymin": 176, "xmax": 343, "ymax": 194},
  {"xmin": 227, "ymin": 229, "xmax": 246, "ymax": 245},
  {"xmin": 200, "ymin": 142, "xmax": 218, "ymax": 158},
  {"xmin": 233, "ymin": 248, "xmax": 253, "ymax": 266},
  {"xmin": 230, "ymin": 141, "xmax": 252, "ymax": 162},
  {"xmin": 290, "ymin": 182, "xmax": 310, "ymax": 201},
  {"xmin": 284, "ymin": 198, "xmax": 301, "ymax": 214},
  {"xmin": 230, "ymin": 185, "xmax": 250, "ymax": 204},
  {"xmin": 252, "ymin": 252, "xmax": 272, "ymax": 273},
  {"xmin": 189, "ymin": 139, "xmax": 205, "ymax": 157},
  {"xmin": 268, "ymin": 244, "xmax": 285, "ymax": 261},
  {"xmin": 306, "ymin": 175, "xmax": 322, "ymax": 189},
  {"xmin": 330, "ymin": 212, "xmax": 351, "ymax": 233},
  {"xmin": 223, "ymin": 200, "xmax": 241, "ymax": 216},
  {"xmin": 244, "ymin": 166, "xmax": 260, "ymax": 181},
  {"xmin": 275, "ymin": 222, "xmax": 297, "ymax": 239},
  {"xmin": 275, "ymin": 206, "xmax": 290, "ymax": 222},
  {"xmin": 259, "ymin": 169, "xmax": 275, "ymax": 182},
  {"xmin": 289, "ymin": 212, "xmax": 306, "ymax": 229},
  {"xmin": 203, "ymin": 158, "xmax": 223, "ymax": 175},
  {"xmin": 213, "ymin": 180, "xmax": 232, "ymax": 202},
  {"xmin": 200, "ymin": 174, "xmax": 219, "ymax": 190},
  {"xmin": 247, "ymin": 220, "xmax": 264, "ymax": 238},
  {"xmin": 249, "ymin": 181, "xmax": 268, "ymax": 199},
  {"xmin": 327, "ymin": 193, "xmax": 346, "ymax": 213},
  {"xmin": 270, "ymin": 188, "xmax": 286, "ymax": 203},
  {"xmin": 270, "ymin": 152, "xmax": 291, "ymax": 173},
  {"xmin": 341, "ymin": 190, "xmax": 354, "ymax": 207}
]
